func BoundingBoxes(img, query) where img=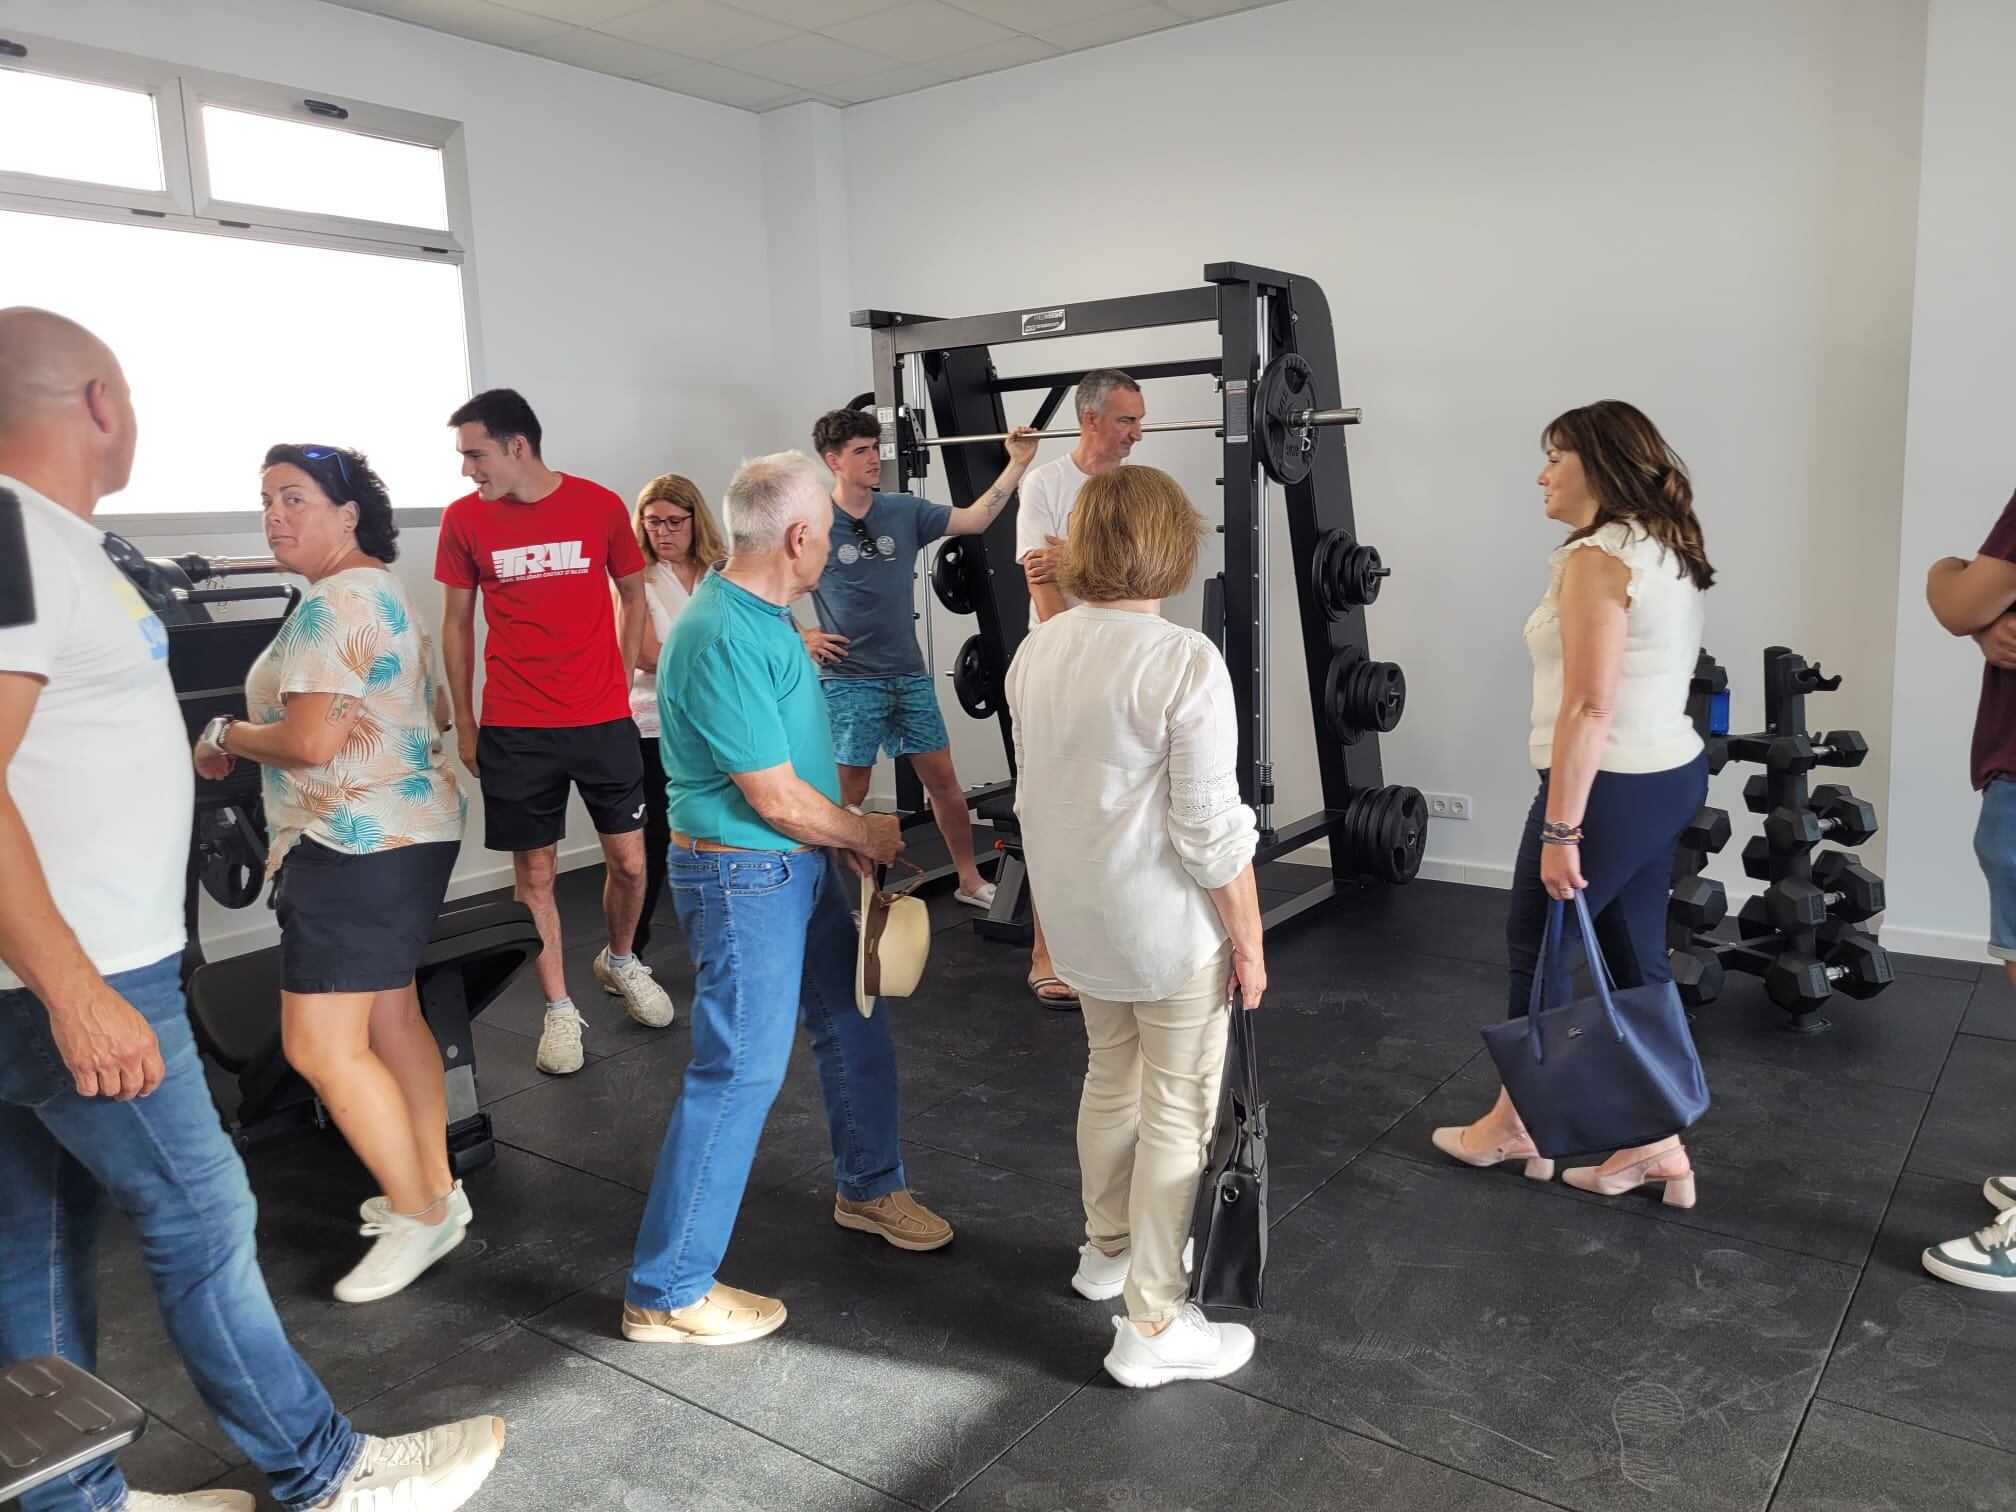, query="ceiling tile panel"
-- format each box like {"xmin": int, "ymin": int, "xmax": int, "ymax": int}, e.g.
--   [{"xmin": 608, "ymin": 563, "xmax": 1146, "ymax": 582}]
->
[
  {"xmin": 940, "ymin": 0, "xmax": 1137, "ymax": 31},
  {"xmin": 821, "ymin": 1, "xmax": 1014, "ymax": 65},
  {"xmin": 820, "ymin": 61, "xmax": 949, "ymax": 103},
  {"xmin": 1032, "ymin": 3, "xmax": 1184, "ymax": 50},
  {"xmin": 725, "ymin": 0, "xmax": 905, "ymax": 26},
  {"xmin": 925, "ymin": 33, "xmax": 1059, "ymax": 81},
  {"xmin": 718, "ymin": 31, "xmax": 900, "ymax": 87},
  {"xmin": 382, "ymin": 0, "xmax": 579, "ymax": 48},
  {"xmin": 535, "ymin": 26, "xmax": 692, "ymax": 77},
  {"xmin": 597, "ymin": 0, "xmax": 798, "ymax": 58},
  {"xmin": 488, "ymin": 0, "xmax": 655, "ymax": 24}
]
